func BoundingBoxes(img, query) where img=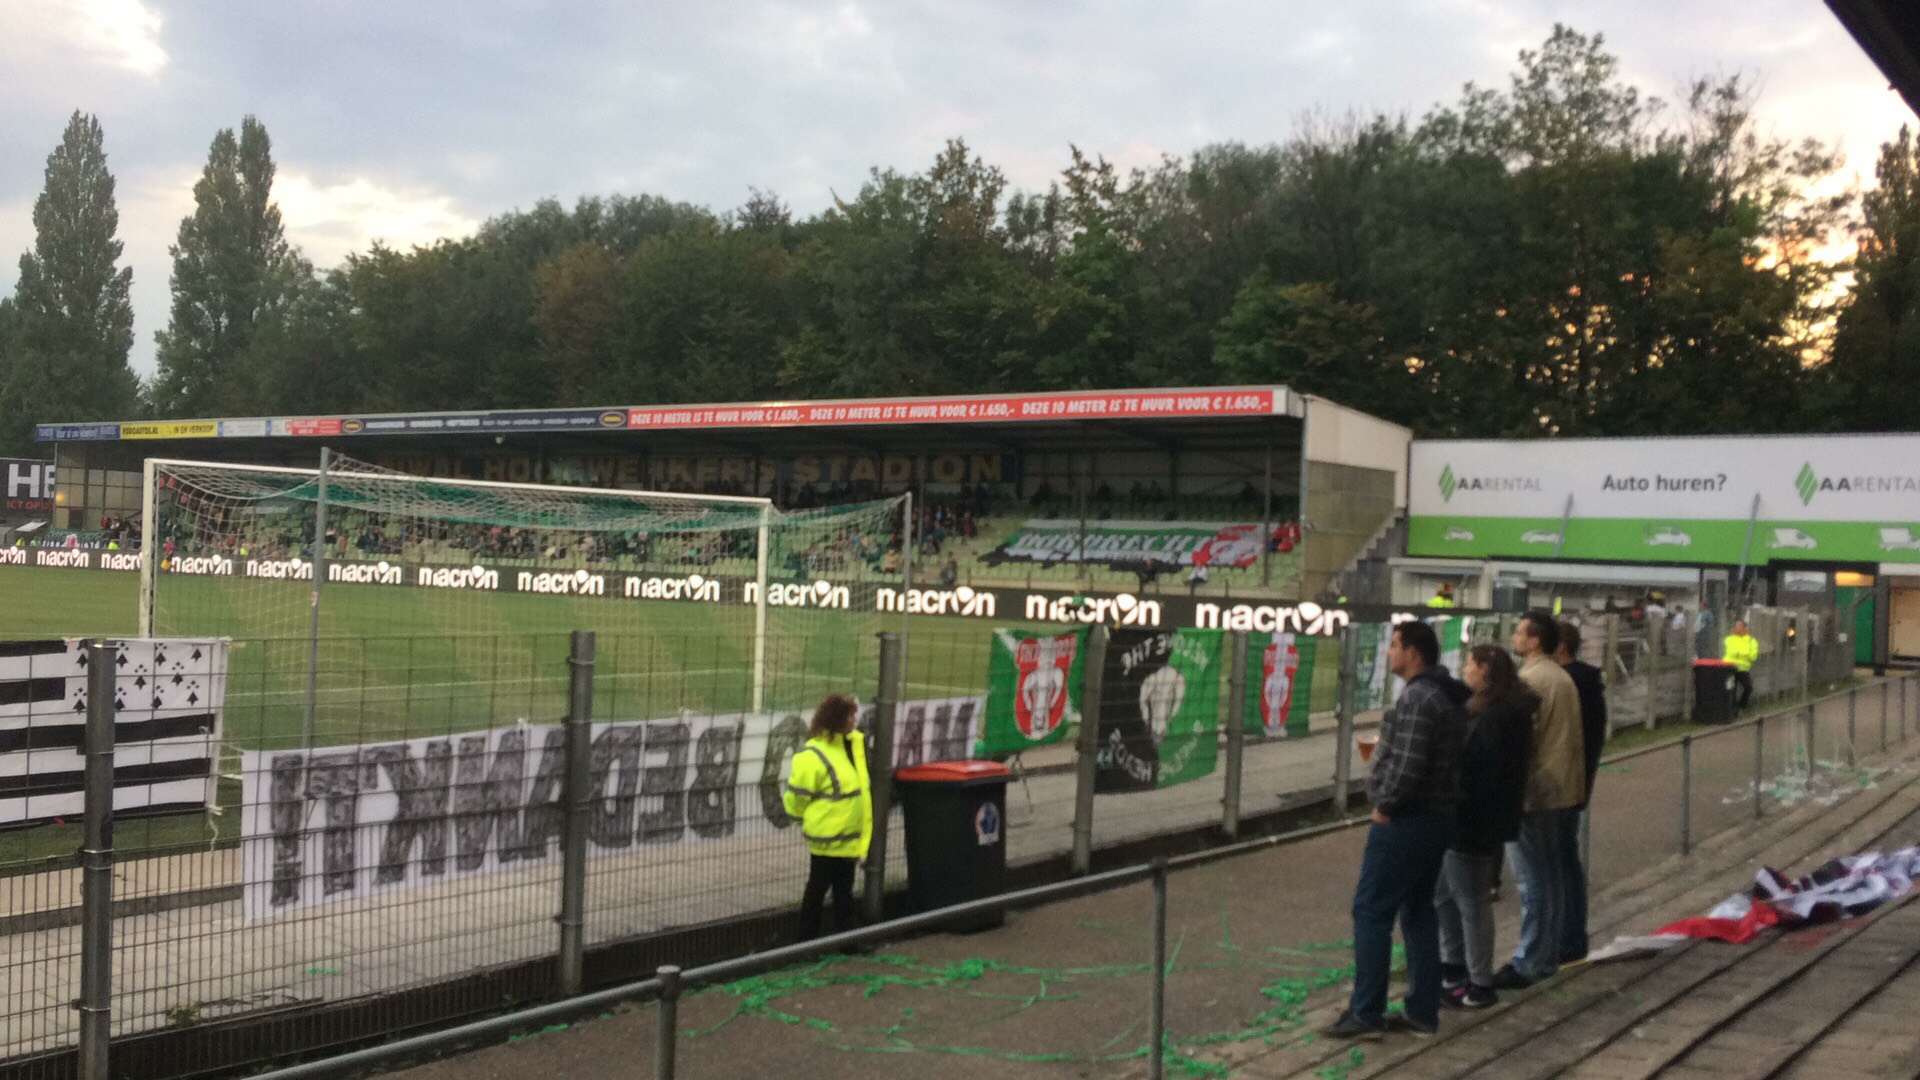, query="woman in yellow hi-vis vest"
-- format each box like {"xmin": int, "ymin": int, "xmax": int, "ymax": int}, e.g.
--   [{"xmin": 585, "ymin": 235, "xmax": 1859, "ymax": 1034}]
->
[
  {"xmin": 1723, "ymin": 619, "xmax": 1760, "ymax": 712},
  {"xmin": 782, "ymin": 693, "xmax": 872, "ymax": 939}
]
